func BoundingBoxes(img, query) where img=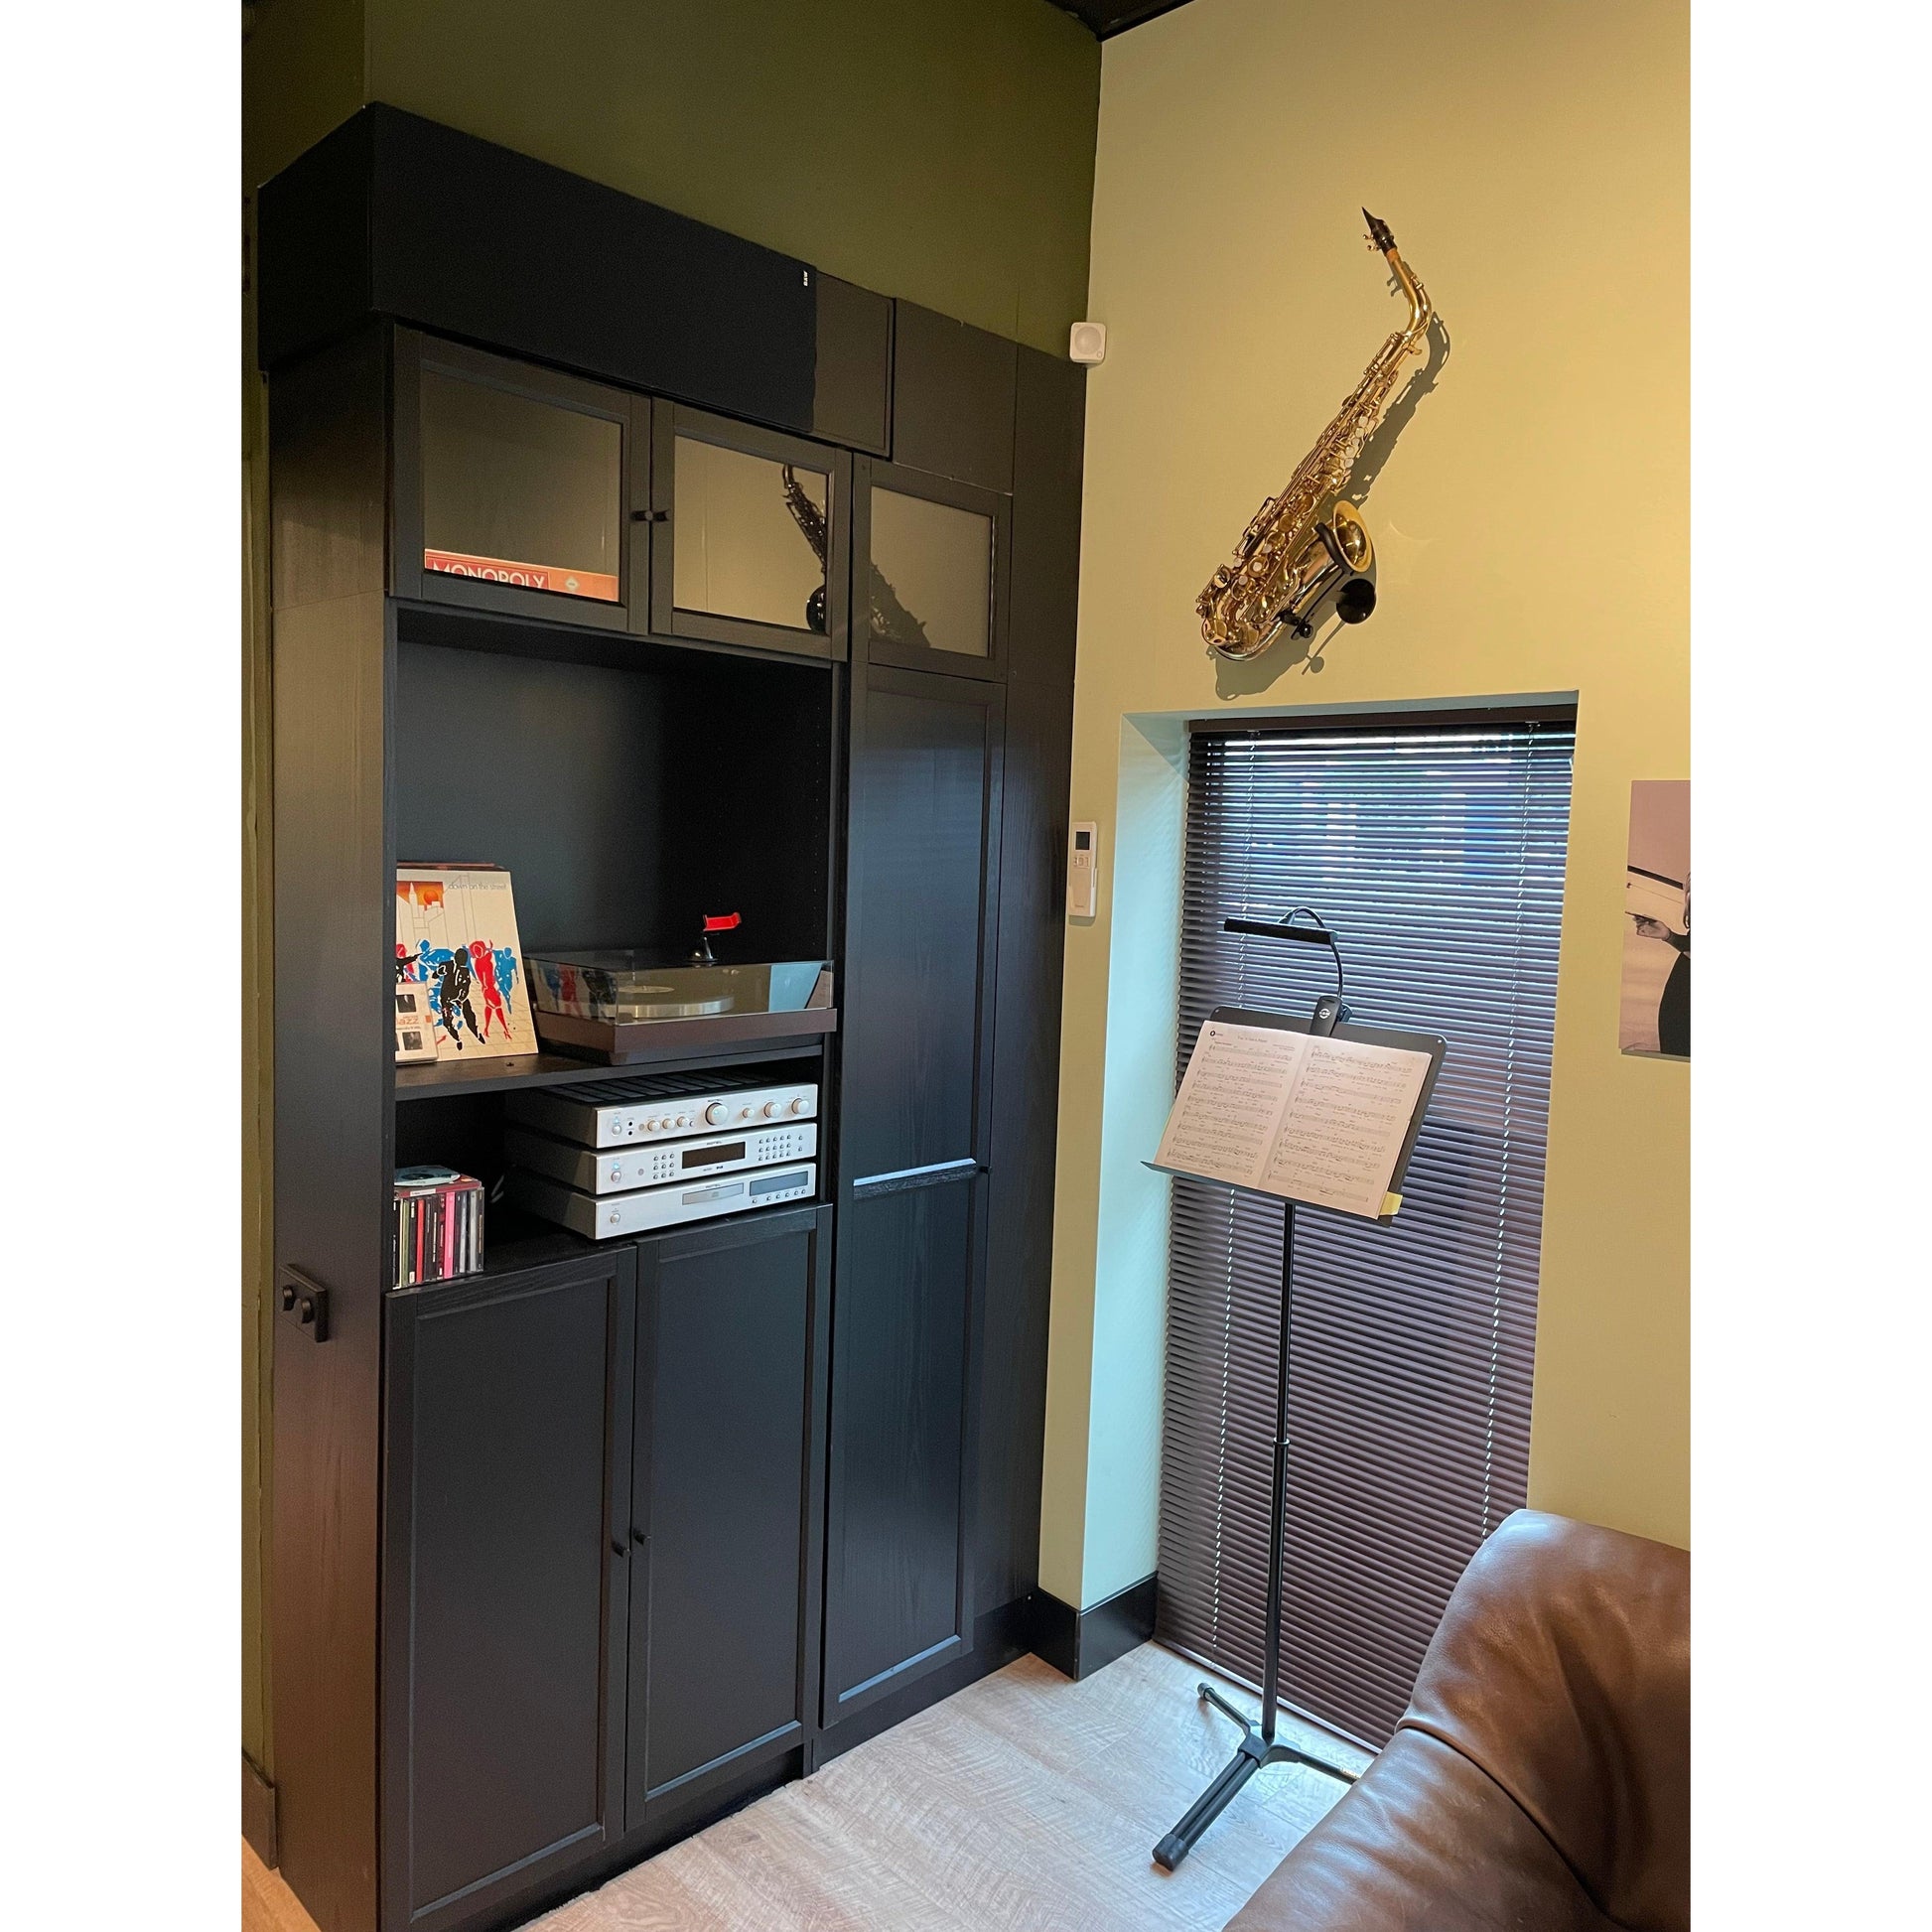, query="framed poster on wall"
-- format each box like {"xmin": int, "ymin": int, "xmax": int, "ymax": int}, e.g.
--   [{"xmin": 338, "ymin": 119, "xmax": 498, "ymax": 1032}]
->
[{"xmin": 1620, "ymin": 780, "xmax": 1690, "ymax": 1059}]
